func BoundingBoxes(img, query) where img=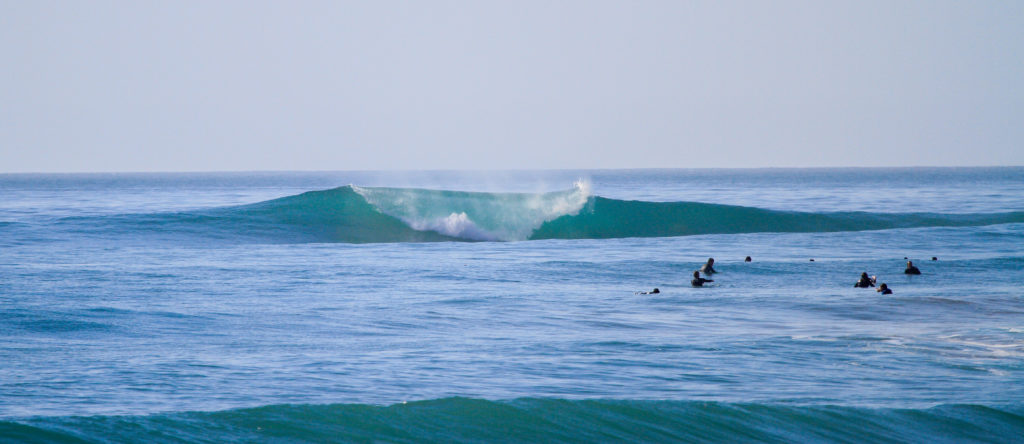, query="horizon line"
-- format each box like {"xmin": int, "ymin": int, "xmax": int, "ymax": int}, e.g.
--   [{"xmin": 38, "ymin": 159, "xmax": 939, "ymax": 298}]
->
[{"xmin": 2, "ymin": 165, "xmax": 1023, "ymax": 175}]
